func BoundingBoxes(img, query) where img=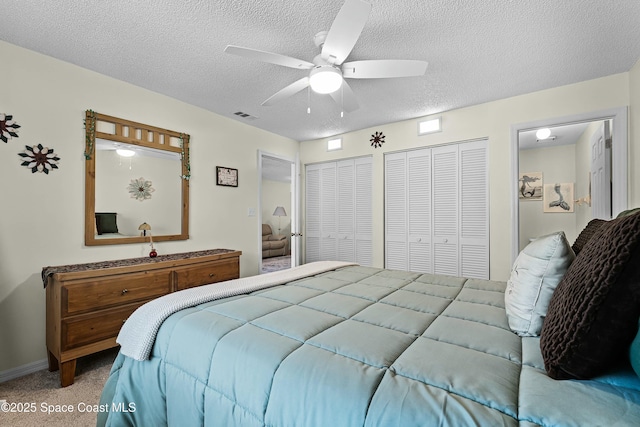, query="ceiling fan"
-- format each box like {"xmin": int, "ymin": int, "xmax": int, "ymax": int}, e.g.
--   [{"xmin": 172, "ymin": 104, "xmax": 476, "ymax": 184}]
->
[{"xmin": 224, "ymin": 0, "xmax": 428, "ymax": 113}]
